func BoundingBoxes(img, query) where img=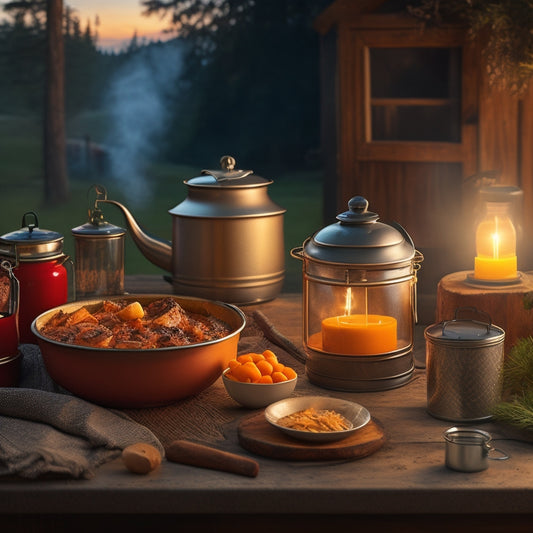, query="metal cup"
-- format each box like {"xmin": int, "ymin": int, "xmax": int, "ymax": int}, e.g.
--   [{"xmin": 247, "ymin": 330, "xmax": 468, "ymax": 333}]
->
[{"xmin": 444, "ymin": 427, "xmax": 509, "ymax": 472}]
